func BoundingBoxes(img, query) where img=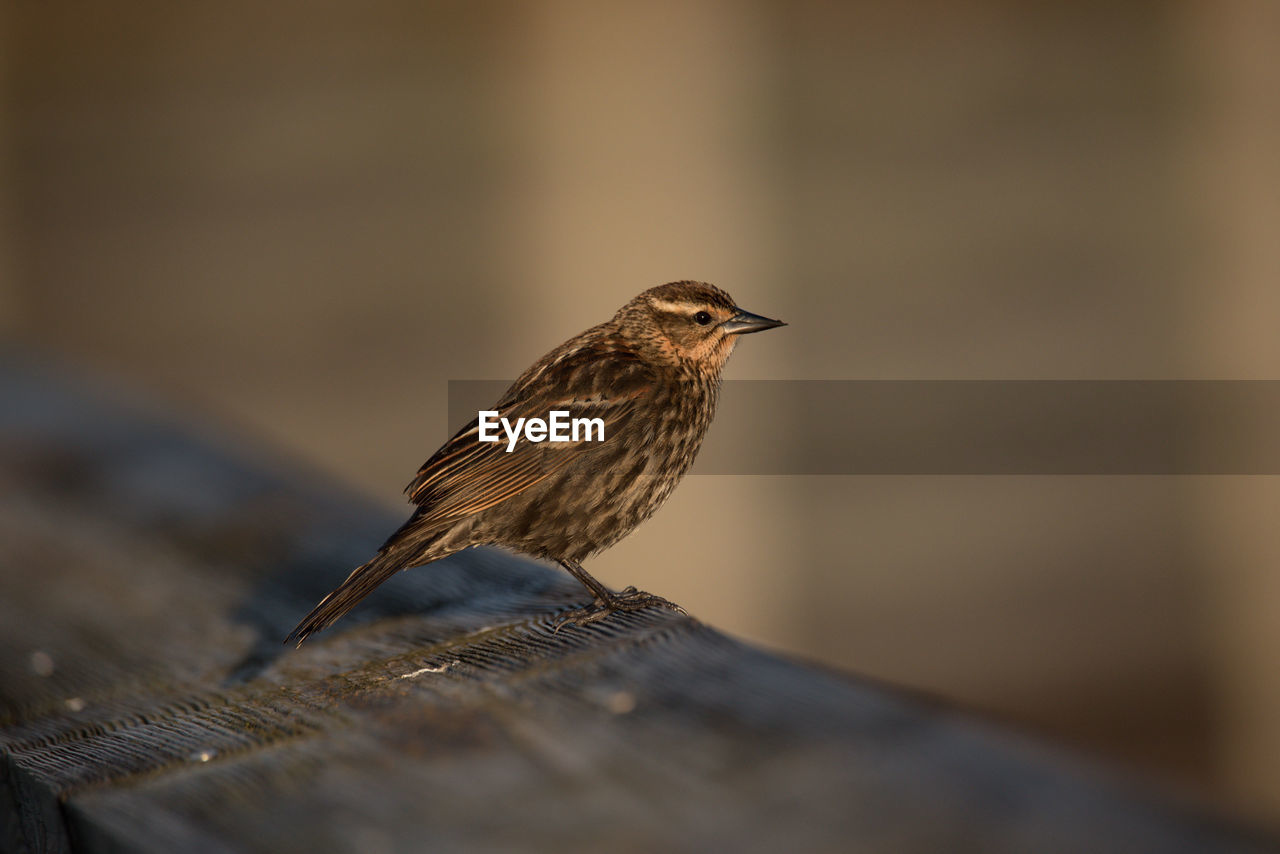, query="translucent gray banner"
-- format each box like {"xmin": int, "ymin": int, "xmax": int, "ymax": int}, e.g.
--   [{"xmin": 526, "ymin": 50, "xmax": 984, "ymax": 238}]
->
[{"xmin": 448, "ymin": 380, "xmax": 1280, "ymax": 474}]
